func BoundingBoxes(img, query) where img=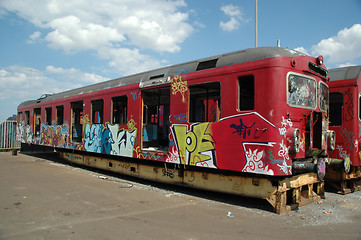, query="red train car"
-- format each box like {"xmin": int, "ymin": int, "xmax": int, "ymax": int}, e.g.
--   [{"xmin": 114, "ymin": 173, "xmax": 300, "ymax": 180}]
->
[
  {"xmin": 17, "ymin": 47, "xmax": 332, "ymax": 213},
  {"xmin": 327, "ymin": 65, "xmax": 361, "ymax": 193}
]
